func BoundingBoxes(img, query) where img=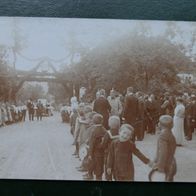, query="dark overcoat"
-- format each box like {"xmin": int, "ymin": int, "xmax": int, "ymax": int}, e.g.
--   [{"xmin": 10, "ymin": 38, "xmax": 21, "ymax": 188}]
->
[
  {"xmin": 93, "ymin": 96, "xmax": 111, "ymax": 129},
  {"xmin": 88, "ymin": 125, "xmax": 107, "ymax": 178},
  {"xmin": 154, "ymin": 129, "xmax": 177, "ymax": 181},
  {"xmin": 107, "ymin": 140, "xmax": 149, "ymax": 181},
  {"xmin": 123, "ymin": 94, "xmax": 138, "ymax": 126}
]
